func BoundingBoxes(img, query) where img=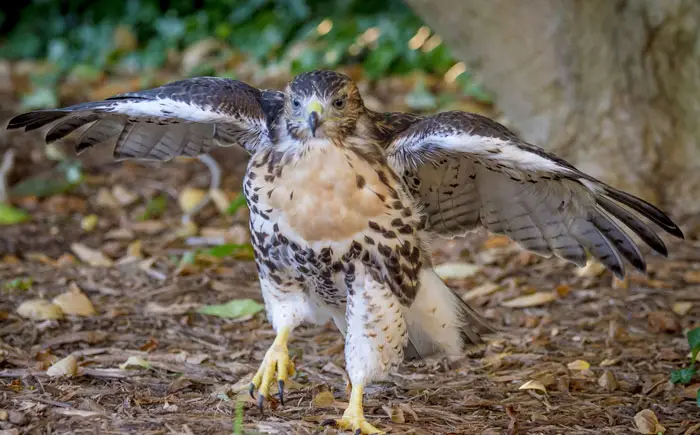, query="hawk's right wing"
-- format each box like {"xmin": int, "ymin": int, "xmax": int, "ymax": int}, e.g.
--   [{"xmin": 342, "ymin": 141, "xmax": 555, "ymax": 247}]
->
[{"xmin": 7, "ymin": 77, "xmax": 284, "ymax": 160}]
